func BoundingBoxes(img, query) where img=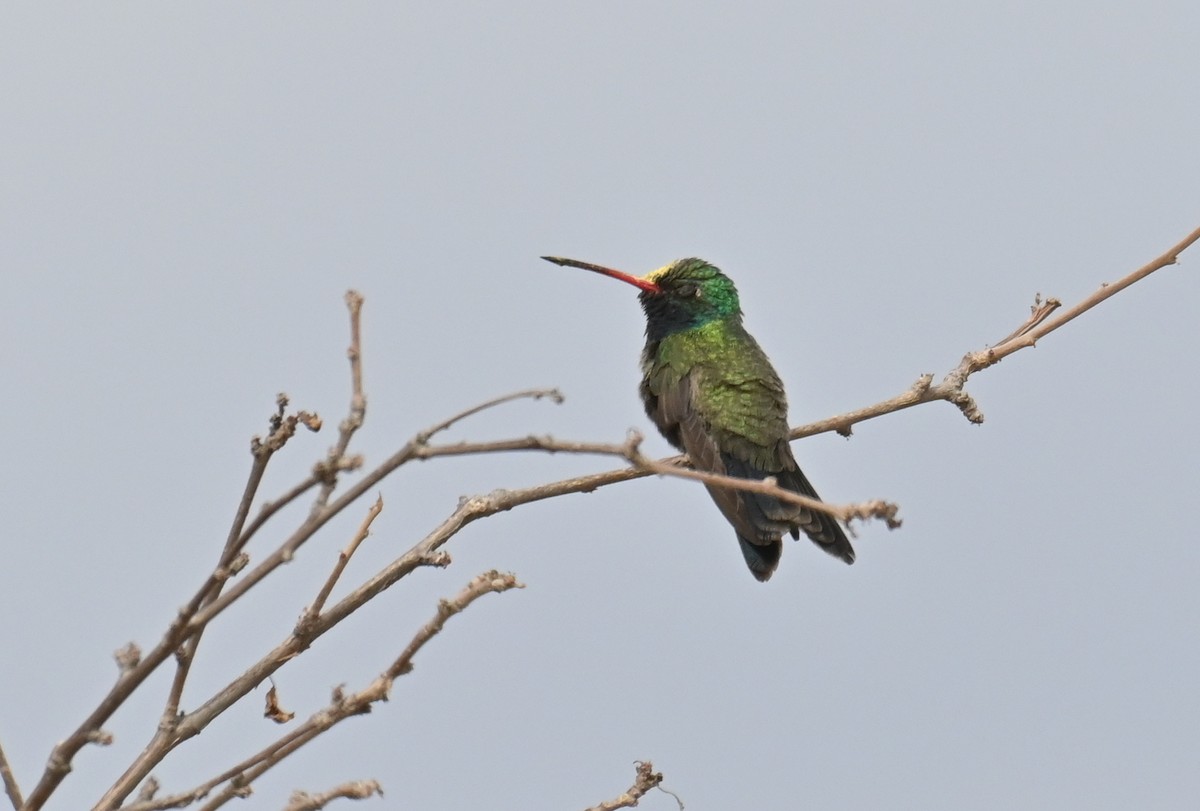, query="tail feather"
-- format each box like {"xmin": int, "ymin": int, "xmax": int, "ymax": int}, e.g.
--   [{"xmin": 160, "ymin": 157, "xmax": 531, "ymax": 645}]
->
[
  {"xmin": 777, "ymin": 465, "xmax": 856, "ymax": 564},
  {"xmin": 721, "ymin": 452, "xmax": 856, "ymax": 570},
  {"xmin": 737, "ymin": 534, "xmax": 782, "ymax": 582}
]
